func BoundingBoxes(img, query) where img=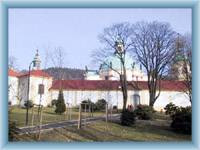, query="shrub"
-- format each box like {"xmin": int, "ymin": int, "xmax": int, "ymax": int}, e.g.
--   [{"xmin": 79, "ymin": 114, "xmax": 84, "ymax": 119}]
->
[
  {"xmin": 120, "ymin": 109, "xmax": 136, "ymax": 126},
  {"xmin": 113, "ymin": 105, "xmax": 117, "ymax": 110},
  {"xmin": 81, "ymin": 99, "xmax": 97, "ymax": 112},
  {"xmin": 8, "ymin": 101, "xmax": 12, "ymax": 106},
  {"xmin": 81, "ymin": 99, "xmax": 90, "ymax": 110},
  {"xmin": 164, "ymin": 102, "xmax": 178, "ymax": 116},
  {"xmin": 51, "ymin": 99, "xmax": 57, "ymax": 107},
  {"xmin": 24, "ymin": 100, "xmax": 34, "ymax": 108},
  {"xmin": 95, "ymin": 99, "xmax": 107, "ymax": 111},
  {"xmin": 134, "ymin": 104, "xmax": 155, "ymax": 120},
  {"xmin": 9, "ymin": 121, "xmax": 17, "ymax": 141},
  {"xmin": 171, "ymin": 106, "xmax": 191, "ymax": 134},
  {"xmin": 71, "ymin": 105, "xmax": 79, "ymax": 112},
  {"xmin": 55, "ymin": 90, "xmax": 66, "ymax": 114}
]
